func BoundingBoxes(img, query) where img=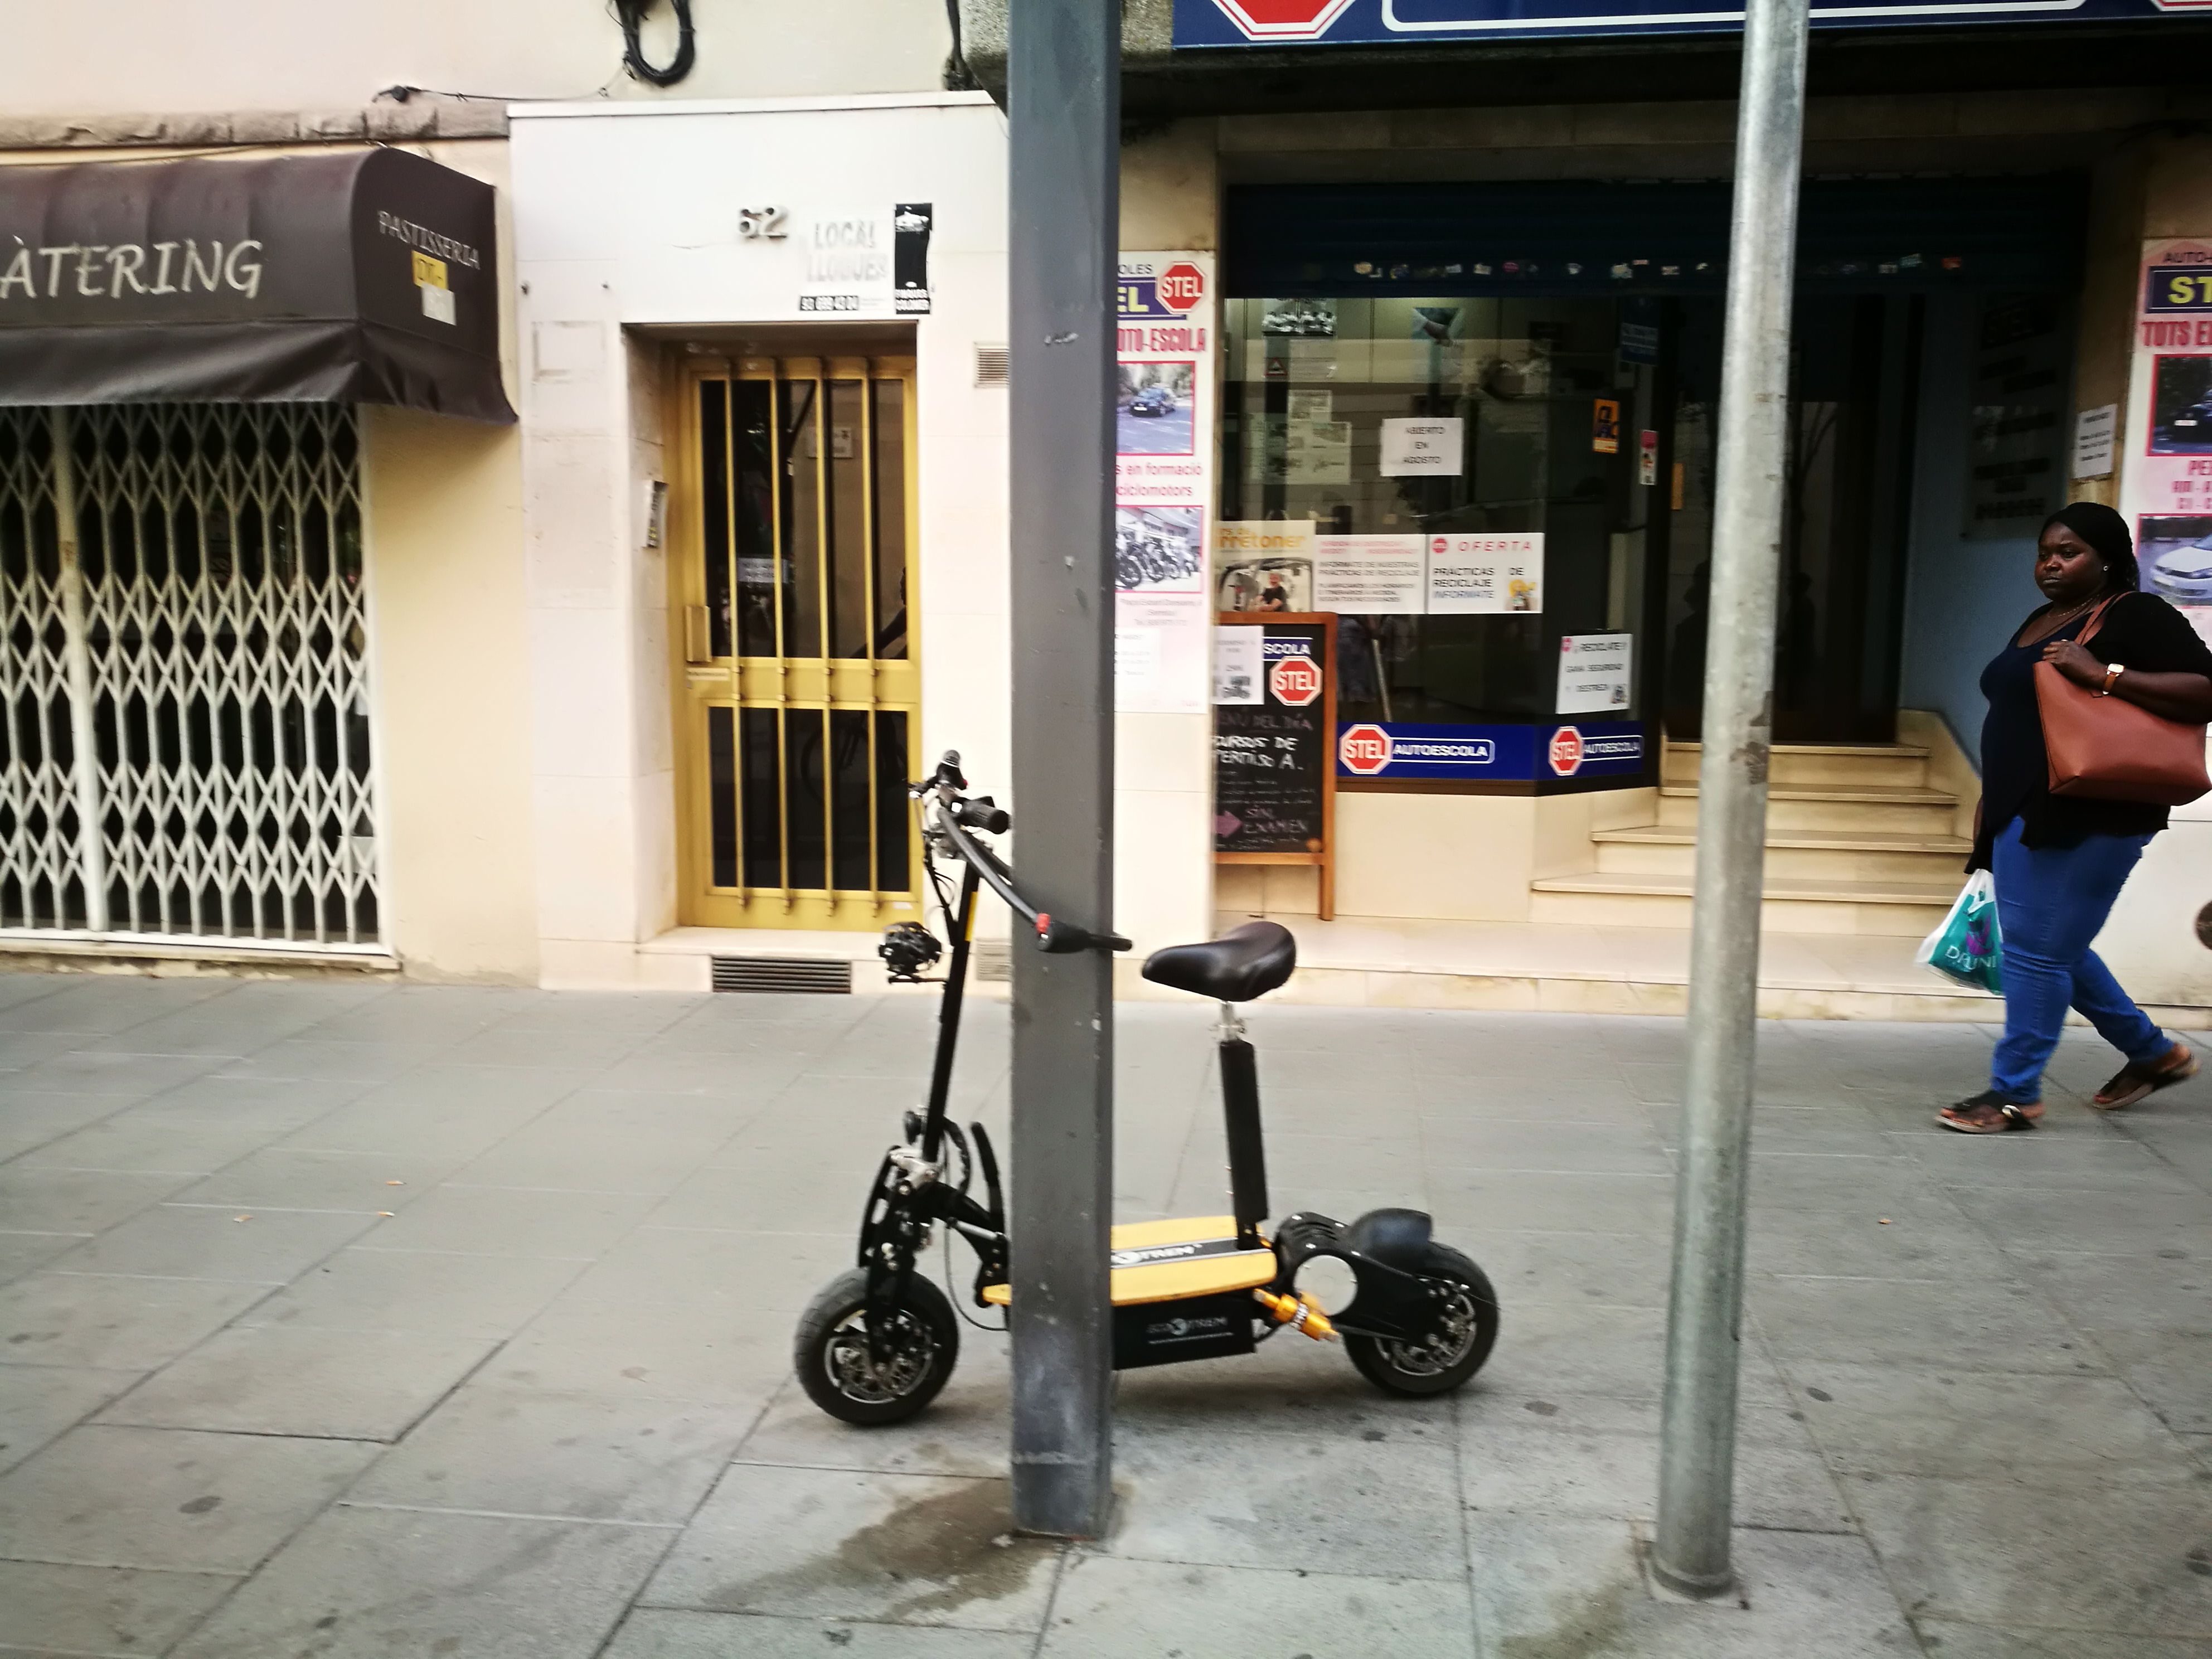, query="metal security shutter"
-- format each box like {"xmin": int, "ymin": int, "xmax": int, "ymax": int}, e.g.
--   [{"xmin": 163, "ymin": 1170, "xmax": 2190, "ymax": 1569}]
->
[
  {"xmin": 1225, "ymin": 175, "xmax": 2086, "ymax": 298},
  {"xmin": 0, "ymin": 404, "xmax": 382, "ymax": 953}
]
